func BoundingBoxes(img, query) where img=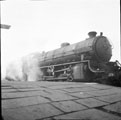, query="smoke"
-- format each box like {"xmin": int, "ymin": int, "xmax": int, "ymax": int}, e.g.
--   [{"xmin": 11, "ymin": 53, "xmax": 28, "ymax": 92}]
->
[
  {"xmin": 22, "ymin": 52, "xmax": 43, "ymax": 81},
  {"xmin": 5, "ymin": 52, "xmax": 43, "ymax": 81},
  {"xmin": 5, "ymin": 60, "xmax": 23, "ymax": 81}
]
